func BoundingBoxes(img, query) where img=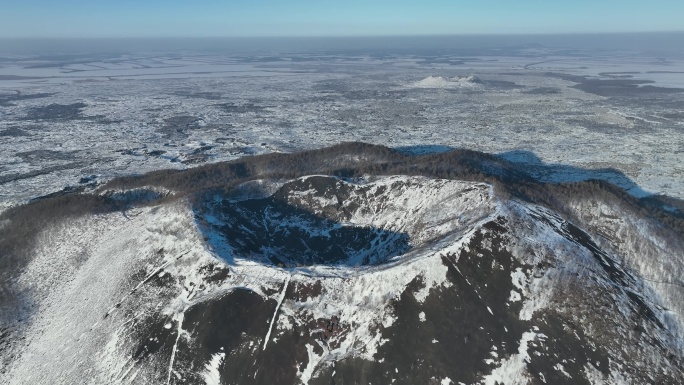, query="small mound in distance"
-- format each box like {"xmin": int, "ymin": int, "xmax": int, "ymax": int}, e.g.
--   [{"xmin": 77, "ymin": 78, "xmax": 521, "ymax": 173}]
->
[{"xmin": 411, "ymin": 75, "xmax": 480, "ymax": 89}]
